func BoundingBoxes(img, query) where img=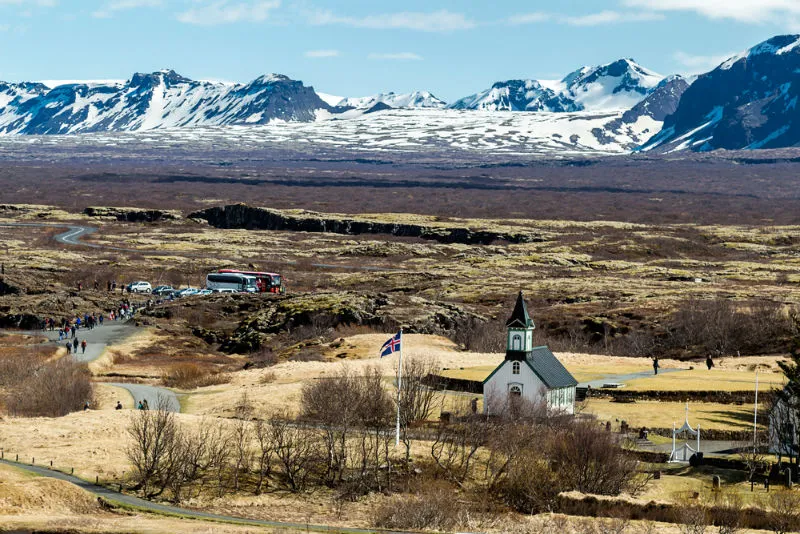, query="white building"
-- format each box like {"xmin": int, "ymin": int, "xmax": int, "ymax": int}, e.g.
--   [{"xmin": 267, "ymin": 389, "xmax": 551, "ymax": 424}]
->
[{"xmin": 483, "ymin": 292, "xmax": 578, "ymax": 416}]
